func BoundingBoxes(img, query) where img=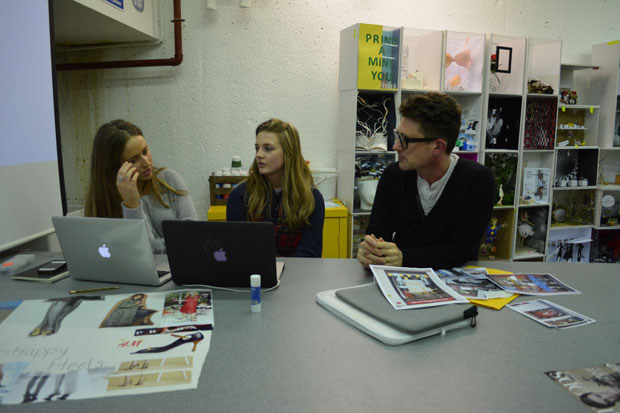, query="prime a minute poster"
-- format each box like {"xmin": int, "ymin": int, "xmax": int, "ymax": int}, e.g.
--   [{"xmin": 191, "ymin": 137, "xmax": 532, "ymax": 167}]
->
[{"xmin": 357, "ymin": 24, "xmax": 400, "ymax": 90}]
